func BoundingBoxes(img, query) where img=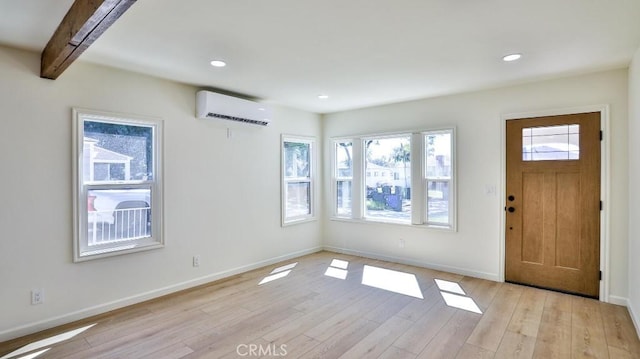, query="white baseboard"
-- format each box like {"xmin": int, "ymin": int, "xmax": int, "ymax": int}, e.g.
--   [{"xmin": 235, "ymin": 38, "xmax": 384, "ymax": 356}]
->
[
  {"xmin": 0, "ymin": 246, "xmax": 322, "ymax": 342},
  {"xmin": 323, "ymin": 245, "xmax": 500, "ymax": 282},
  {"xmin": 628, "ymin": 300, "xmax": 640, "ymax": 340},
  {"xmin": 608, "ymin": 295, "xmax": 629, "ymax": 306}
]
